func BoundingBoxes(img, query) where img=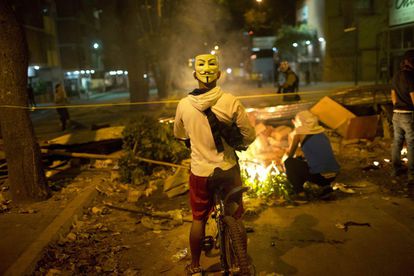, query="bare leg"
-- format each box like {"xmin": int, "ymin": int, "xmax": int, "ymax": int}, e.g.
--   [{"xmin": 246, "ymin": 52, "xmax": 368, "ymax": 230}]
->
[{"xmin": 189, "ymin": 219, "xmax": 206, "ymax": 268}]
